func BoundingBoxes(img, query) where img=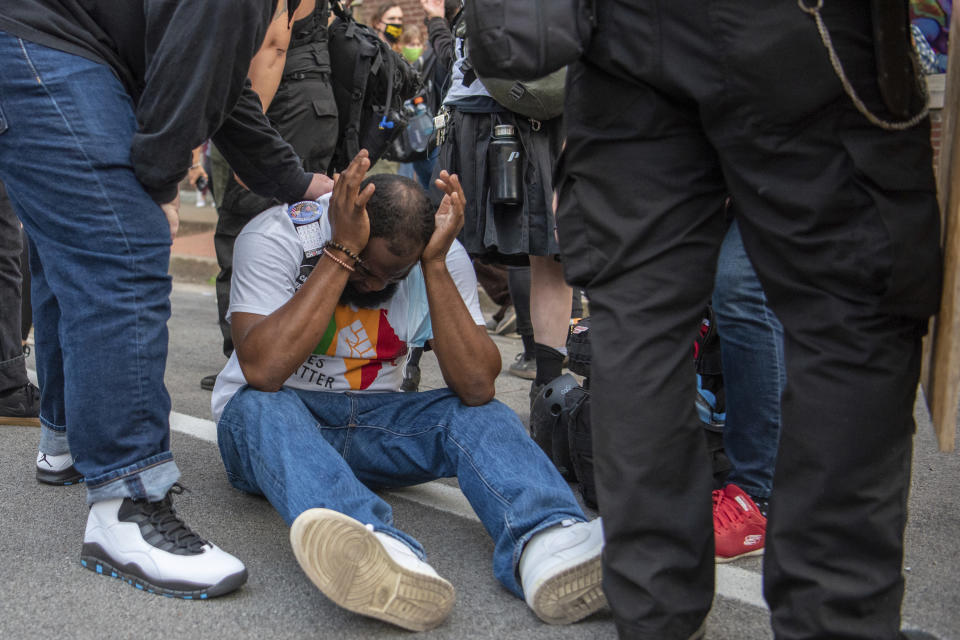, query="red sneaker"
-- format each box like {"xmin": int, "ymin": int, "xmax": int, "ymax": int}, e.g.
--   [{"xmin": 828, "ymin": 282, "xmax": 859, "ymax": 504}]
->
[{"xmin": 713, "ymin": 484, "xmax": 766, "ymax": 563}]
